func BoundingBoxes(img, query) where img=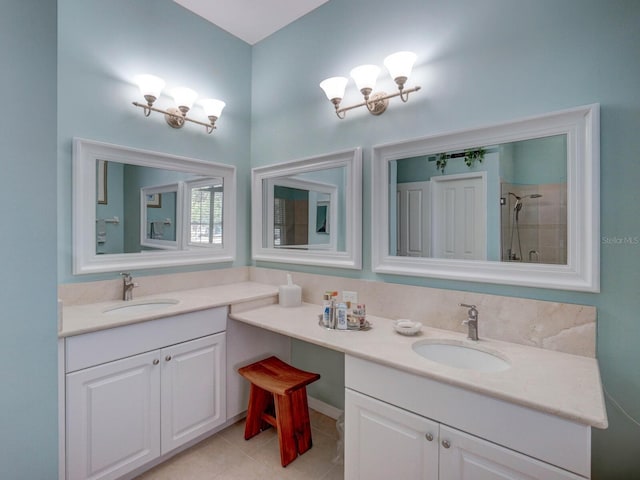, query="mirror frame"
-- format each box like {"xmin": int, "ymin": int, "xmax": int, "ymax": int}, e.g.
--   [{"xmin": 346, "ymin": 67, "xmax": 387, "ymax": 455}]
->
[
  {"xmin": 73, "ymin": 138, "xmax": 236, "ymax": 274},
  {"xmin": 371, "ymin": 104, "xmax": 600, "ymax": 292},
  {"xmin": 252, "ymin": 148, "xmax": 362, "ymax": 269}
]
